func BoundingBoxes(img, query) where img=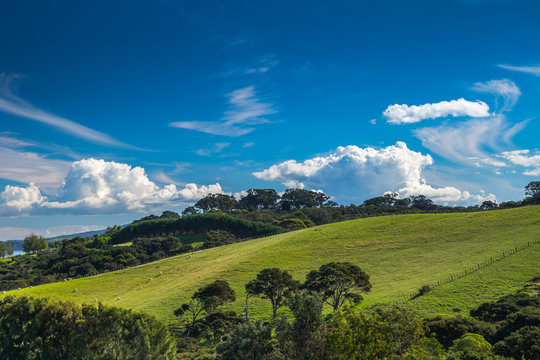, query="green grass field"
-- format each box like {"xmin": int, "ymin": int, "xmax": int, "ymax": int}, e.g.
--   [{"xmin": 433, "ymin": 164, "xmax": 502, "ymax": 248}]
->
[{"xmin": 3, "ymin": 206, "xmax": 540, "ymax": 322}]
